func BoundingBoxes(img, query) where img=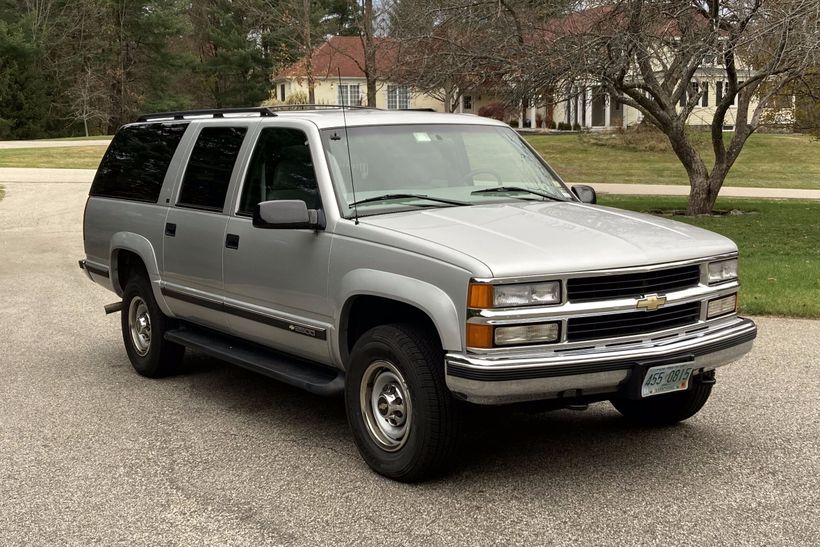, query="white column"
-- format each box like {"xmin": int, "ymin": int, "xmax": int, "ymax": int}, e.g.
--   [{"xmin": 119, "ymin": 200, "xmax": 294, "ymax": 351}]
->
[
  {"xmin": 585, "ymin": 88, "xmax": 593, "ymax": 128},
  {"xmin": 518, "ymin": 100, "xmax": 524, "ymax": 128},
  {"xmin": 530, "ymin": 104, "xmax": 537, "ymax": 128},
  {"xmin": 604, "ymin": 93, "xmax": 612, "ymax": 127}
]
